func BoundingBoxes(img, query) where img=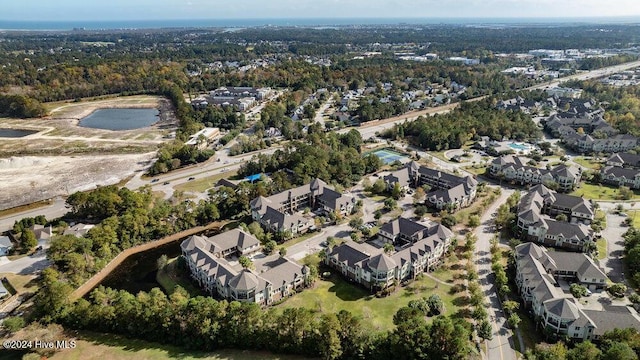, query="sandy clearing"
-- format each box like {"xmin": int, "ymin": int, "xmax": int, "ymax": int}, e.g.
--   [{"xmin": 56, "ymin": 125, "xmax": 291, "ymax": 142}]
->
[{"xmin": 0, "ymin": 153, "xmax": 156, "ymax": 210}]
